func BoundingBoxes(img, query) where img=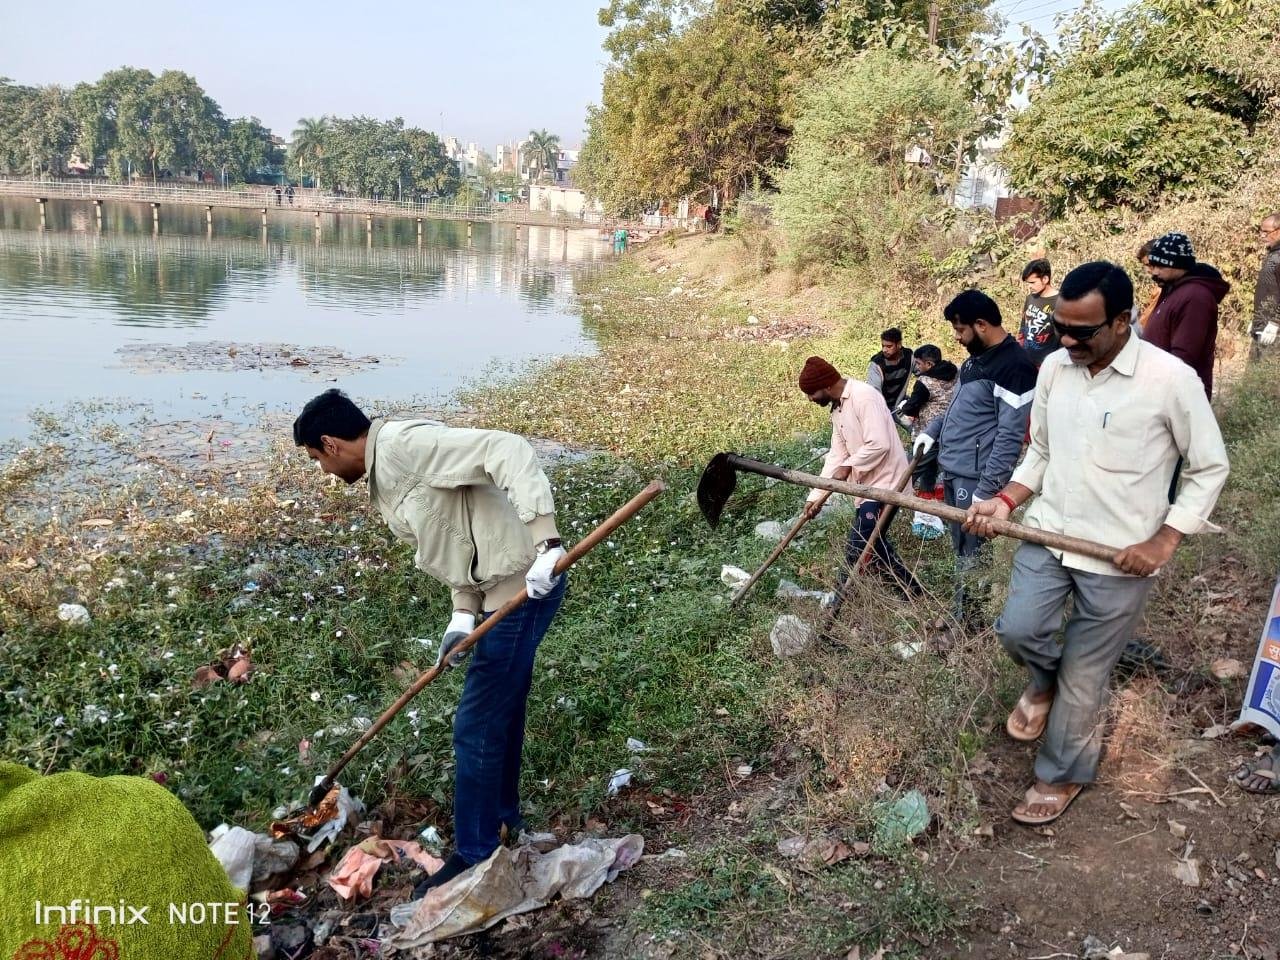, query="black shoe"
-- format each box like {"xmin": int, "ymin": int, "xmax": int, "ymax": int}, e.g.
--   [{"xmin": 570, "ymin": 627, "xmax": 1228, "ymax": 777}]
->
[{"xmin": 412, "ymin": 852, "xmax": 472, "ymax": 900}]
